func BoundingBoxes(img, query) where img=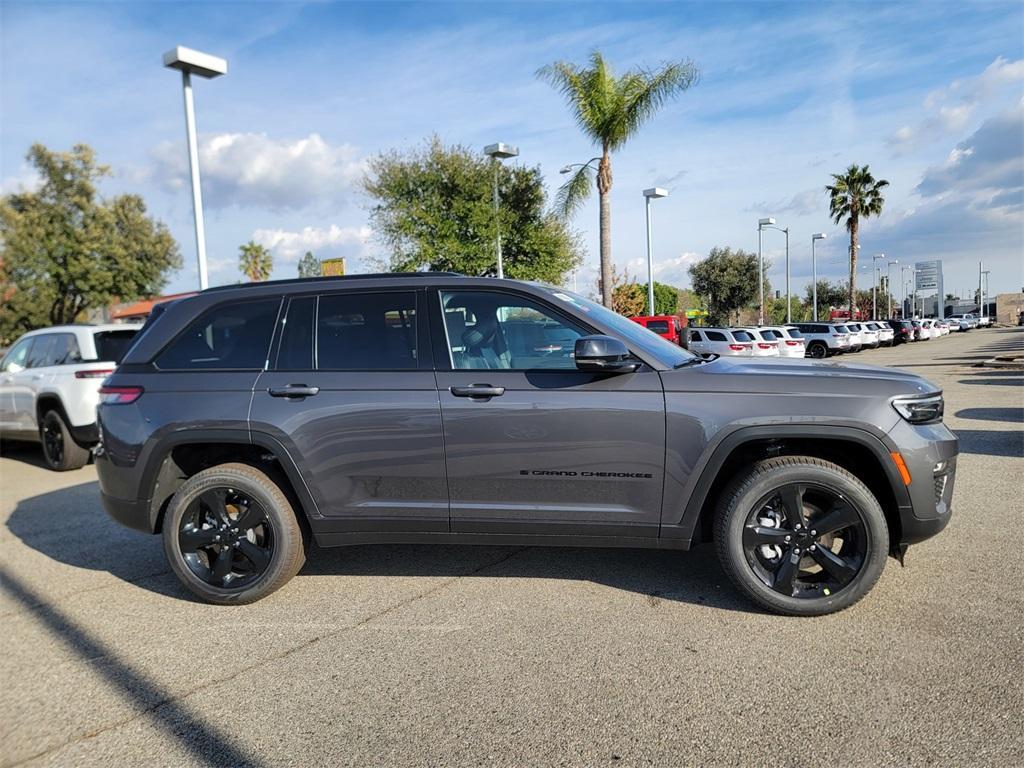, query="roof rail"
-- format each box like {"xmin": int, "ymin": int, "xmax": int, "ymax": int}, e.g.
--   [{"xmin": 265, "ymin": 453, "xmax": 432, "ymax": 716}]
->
[{"xmin": 201, "ymin": 271, "xmax": 465, "ymax": 293}]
